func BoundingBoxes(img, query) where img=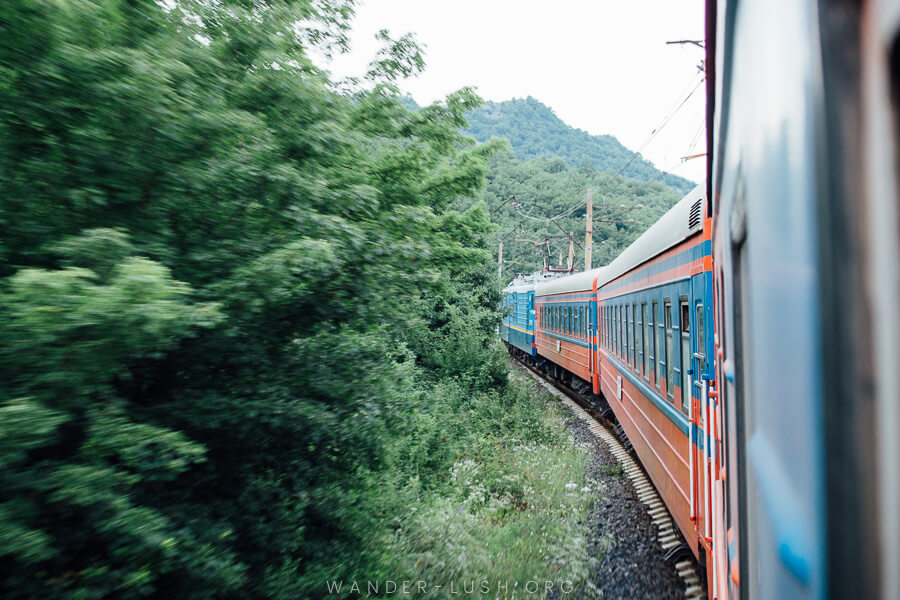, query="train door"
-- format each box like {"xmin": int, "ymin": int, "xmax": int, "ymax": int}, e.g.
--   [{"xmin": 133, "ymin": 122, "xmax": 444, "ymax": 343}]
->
[
  {"xmin": 681, "ymin": 296, "xmax": 700, "ymax": 542},
  {"xmin": 528, "ymin": 292, "xmax": 536, "ymax": 356},
  {"xmin": 680, "ymin": 299, "xmax": 692, "ymax": 416}
]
